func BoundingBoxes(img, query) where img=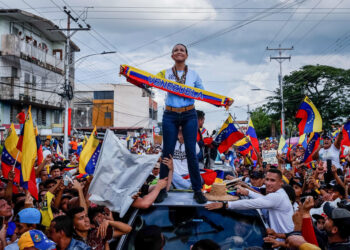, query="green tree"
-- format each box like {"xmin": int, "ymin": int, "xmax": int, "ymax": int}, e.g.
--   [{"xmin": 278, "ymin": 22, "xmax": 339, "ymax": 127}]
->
[
  {"xmin": 250, "ymin": 107, "xmax": 272, "ymax": 138},
  {"xmin": 264, "ymin": 65, "xmax": 350, "ymax": 131}
]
